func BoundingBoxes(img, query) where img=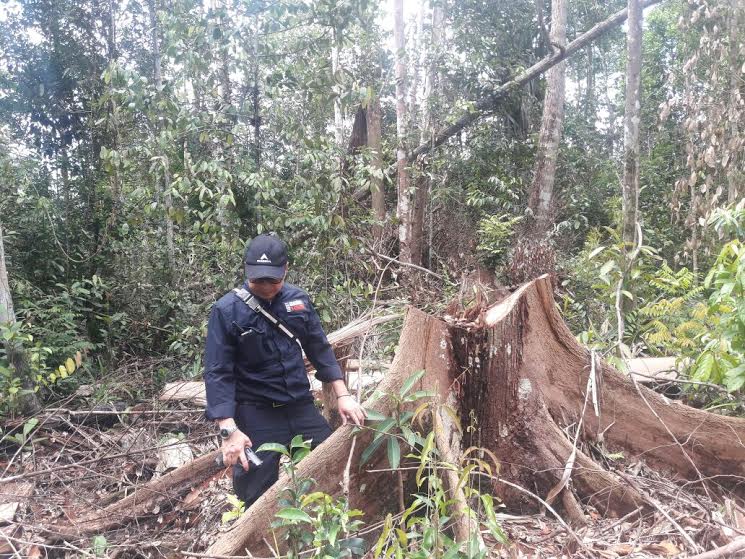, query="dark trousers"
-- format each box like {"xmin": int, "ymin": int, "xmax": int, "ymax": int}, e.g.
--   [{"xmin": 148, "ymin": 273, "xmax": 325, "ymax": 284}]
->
[{"xmin": 233, "ymin": 400, "xmax": 332, "ymax": 508}]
